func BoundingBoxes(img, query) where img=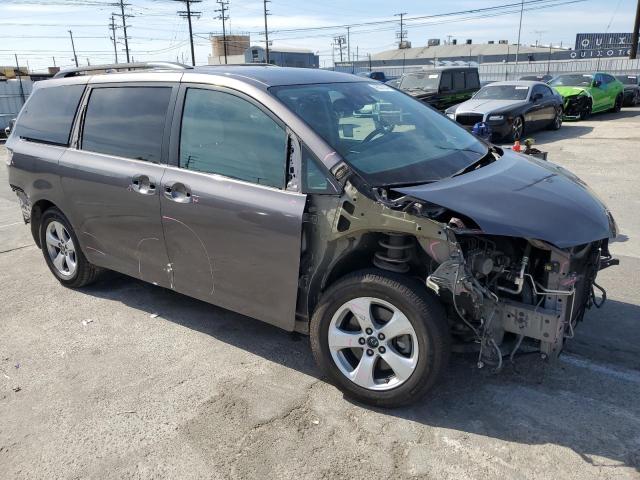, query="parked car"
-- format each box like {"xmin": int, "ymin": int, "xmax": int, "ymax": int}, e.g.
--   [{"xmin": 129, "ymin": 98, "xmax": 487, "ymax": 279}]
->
[
  {"xmin": 385, "ymin": 78, "xmax": 401, "ymax": 88},
  {"xmin": 6, "ymin": 63, "xmax": 619, "ymax": 407},
  {"xmin": 615, "ymin": 74, "xmax": 640, "ymax": 106},
  {"xmin": 398, "ymin": 67, "xmax": 481, "ymax": 111},
  {"xmin": 3, "ymin": 118, "xmax": 15, "ymax": 138},
  {"xmin": 519, "ymin": 74, "xmax": 553, "ymax": 83},
  {"xmin": 445, "ymin": 81, "xmax": 563, "ymax": 142},
  {"xmin": 548, "ymin": 72, "xmax": 624, "ymax": 120},
  {"xmin": 357, "ymin": 71, "xmax": 391, "ymax": 82}
]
